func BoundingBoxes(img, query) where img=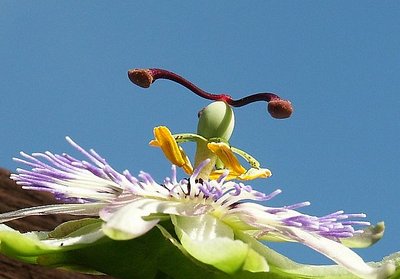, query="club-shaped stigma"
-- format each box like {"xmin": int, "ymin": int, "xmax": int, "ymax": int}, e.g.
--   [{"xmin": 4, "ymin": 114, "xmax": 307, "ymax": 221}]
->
[{"xmin": 128, "ymin": 68, "xmax": 293, "ymax": 119}]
